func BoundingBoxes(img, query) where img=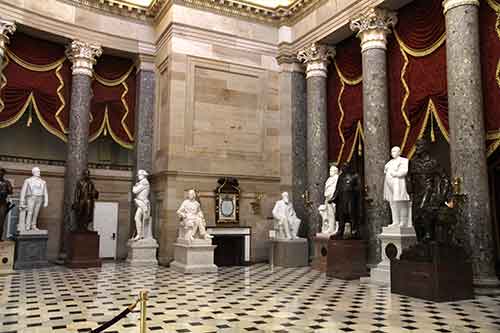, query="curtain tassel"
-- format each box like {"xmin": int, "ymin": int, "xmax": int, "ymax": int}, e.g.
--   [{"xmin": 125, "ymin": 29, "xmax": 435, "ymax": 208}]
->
[
  {"xmin": 430, "ymin": 113, "xmax": 436, "ymax": 142},
  {"xmin": 27, "ymin": 109, "xmax": 32, "ymax": 127},
  {"xmin": 357, "ymin": 138, "xmax": 362, "ymax": 156}
]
